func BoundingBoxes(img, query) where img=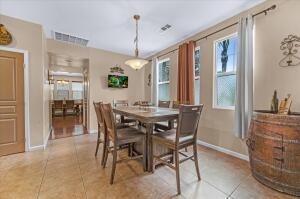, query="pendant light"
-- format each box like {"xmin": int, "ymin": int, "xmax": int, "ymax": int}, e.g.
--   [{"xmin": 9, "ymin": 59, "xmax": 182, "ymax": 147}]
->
[{"xmin": 125, "ymin": 15, "xmax": 148, "ymax": 70}]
